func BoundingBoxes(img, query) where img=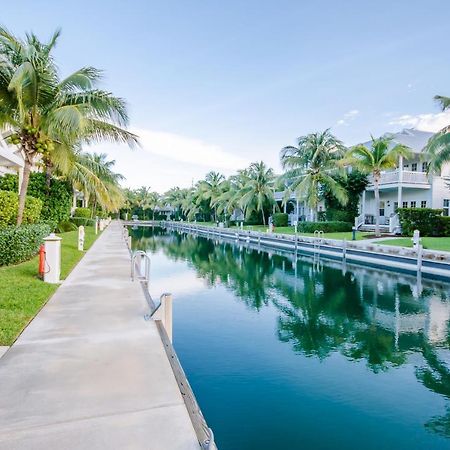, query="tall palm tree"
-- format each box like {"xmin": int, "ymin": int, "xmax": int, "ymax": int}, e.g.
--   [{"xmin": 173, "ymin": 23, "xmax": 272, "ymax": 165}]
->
[
  {"xmin": 70, "ymin": 152, "xmax": 125, "ymax": 215},
  {"xmin": 0, "ymin": 26, "xmax": 137, "ymax": 224},
  {"xmin": 214, "ymin": 171, "xmax": 248, "ymax": 221},
  {"xmin": 344, "ymin": 136, "xmax": 411, "ymax": 236},
  {"xmin": 197, "ymin": 171, "xmax": 225, "ymax": 221},
  {"xmin": 425, "ymin": 95, "xmax": 450, "ymax": 172},
  {"xmin": 239, "ymin": 161, "xmax": 275, "ymax": 225},
  {"xmin": 280, "ymin": 129, "xmax": 348, "ymax": 221}
]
